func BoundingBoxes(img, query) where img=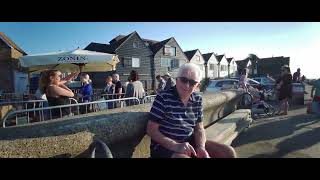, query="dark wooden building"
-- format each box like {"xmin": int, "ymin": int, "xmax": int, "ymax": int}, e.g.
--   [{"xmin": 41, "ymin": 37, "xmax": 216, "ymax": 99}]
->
[
  {"xmin": 85, "ymin": 31, "xmax": 154, "ymax": 90},
  {"xmin": 236, "ymin": 56, "xmax": 290, "ymax": 78},
  {"xmin": 145, "ymin": 37, "xmax": 188, "ymax": 89},
  {"xmin": 0, "ymin": 32, "xmax": 28, "ymax": 94},
  {"xmin": 85, "ymin": 31, "xmax": 188, "ymax": 91}
]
